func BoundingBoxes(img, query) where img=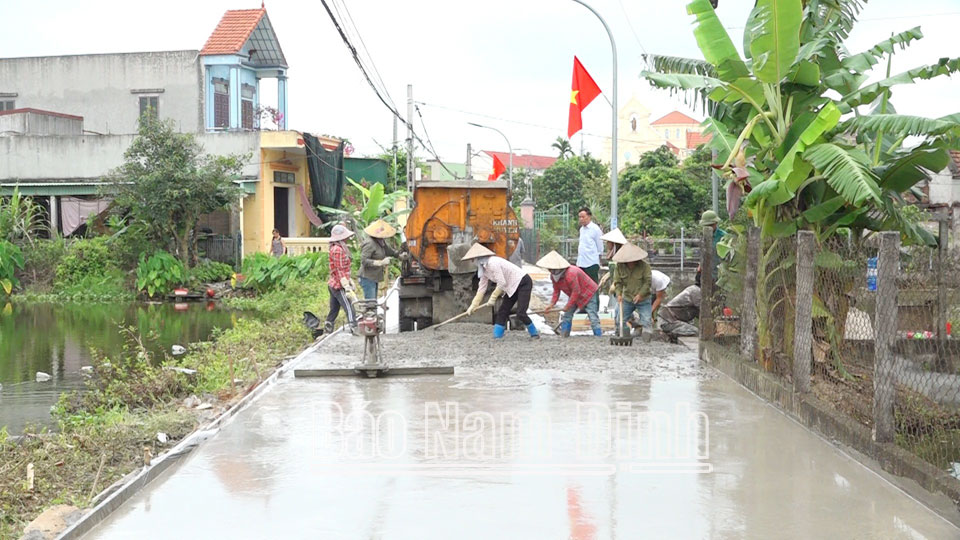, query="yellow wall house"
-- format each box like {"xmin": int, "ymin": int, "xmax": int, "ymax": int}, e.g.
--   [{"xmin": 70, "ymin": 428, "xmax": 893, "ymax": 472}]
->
[{"xmin": 242, "ymin": 130, "xmax": 340, "ymax": 256}]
